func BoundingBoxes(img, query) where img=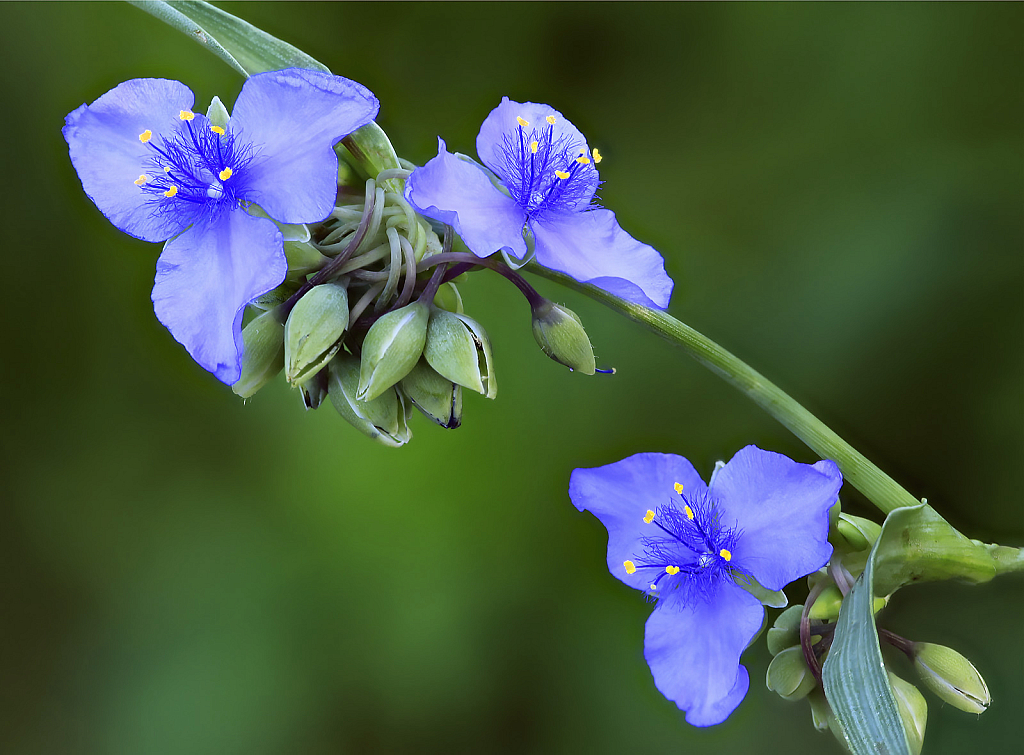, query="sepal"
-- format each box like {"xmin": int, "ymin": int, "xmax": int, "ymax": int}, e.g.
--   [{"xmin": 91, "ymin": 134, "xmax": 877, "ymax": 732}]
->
[
  {"xmin": 423, "ymin": 308, "xmax": 496, "ymax": 398},
  {"xmin": 284, "ymin": 282, "xmax": 349, "ymax": 385},
  {"xmin": 232, "ymin": 308, "xmax": 284, "ymax": 398},
  {"xmin": 357, "ymin": 301, "xmax": 429, "ymax": 401}
]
